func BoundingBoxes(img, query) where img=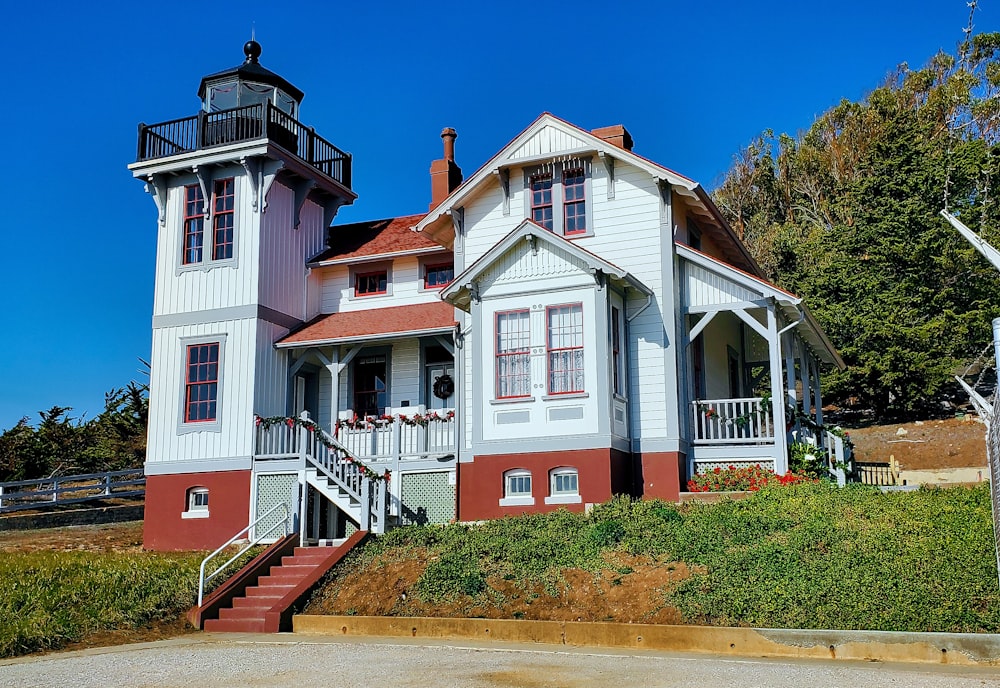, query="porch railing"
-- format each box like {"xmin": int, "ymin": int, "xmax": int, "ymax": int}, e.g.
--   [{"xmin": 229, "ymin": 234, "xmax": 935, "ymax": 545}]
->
[
  {"xmin": 136, "ymin": 102, "xmax": 352, "ymax": 188},
  {"xmin": 337, "ymin": 411, "xmax": 456, "ymax": 464},
  {"xmin": 691, "ymin": 398, "xmax": 774, "ymax": 444}
]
